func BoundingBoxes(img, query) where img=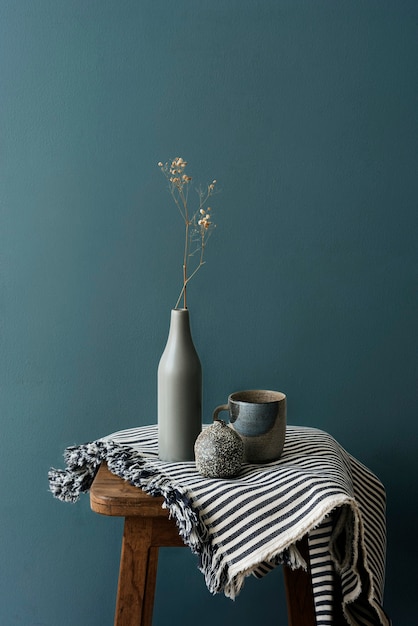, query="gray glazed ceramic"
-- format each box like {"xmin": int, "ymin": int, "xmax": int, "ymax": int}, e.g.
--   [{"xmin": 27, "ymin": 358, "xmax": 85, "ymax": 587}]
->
[
  {"xmin": 213, "ymin": 390, "xmax": 286, "ymax": 463},
  {"xmin": 158, "ymin": 309, "xmax": 202, "ymax": 462}
]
